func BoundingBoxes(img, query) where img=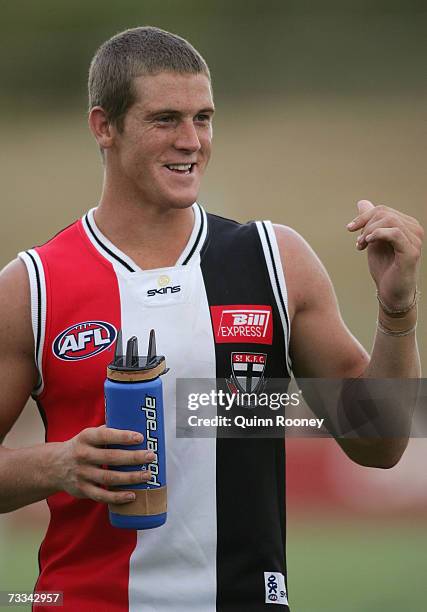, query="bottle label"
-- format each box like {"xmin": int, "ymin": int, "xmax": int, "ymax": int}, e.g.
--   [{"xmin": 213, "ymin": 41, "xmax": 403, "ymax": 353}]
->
[{"xmin": 141, "ymin": 395, "xmax": 161, "ymax": 487}]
